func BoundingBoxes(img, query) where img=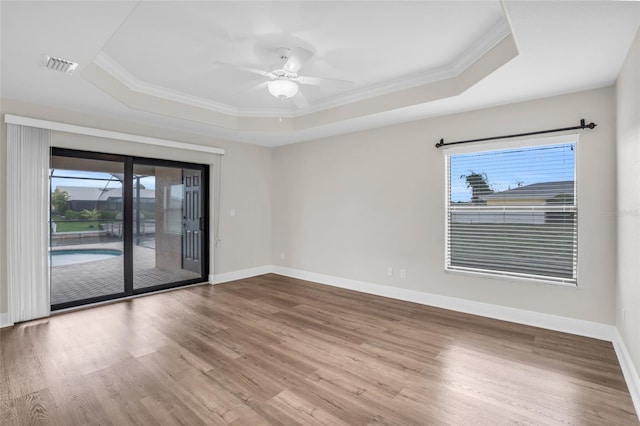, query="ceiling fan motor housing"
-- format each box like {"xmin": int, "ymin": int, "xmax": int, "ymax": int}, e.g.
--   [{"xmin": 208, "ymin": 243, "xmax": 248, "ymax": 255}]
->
[{"xmin": 276, "ymin": 47, "xmax": 292, "ymax": 62}]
